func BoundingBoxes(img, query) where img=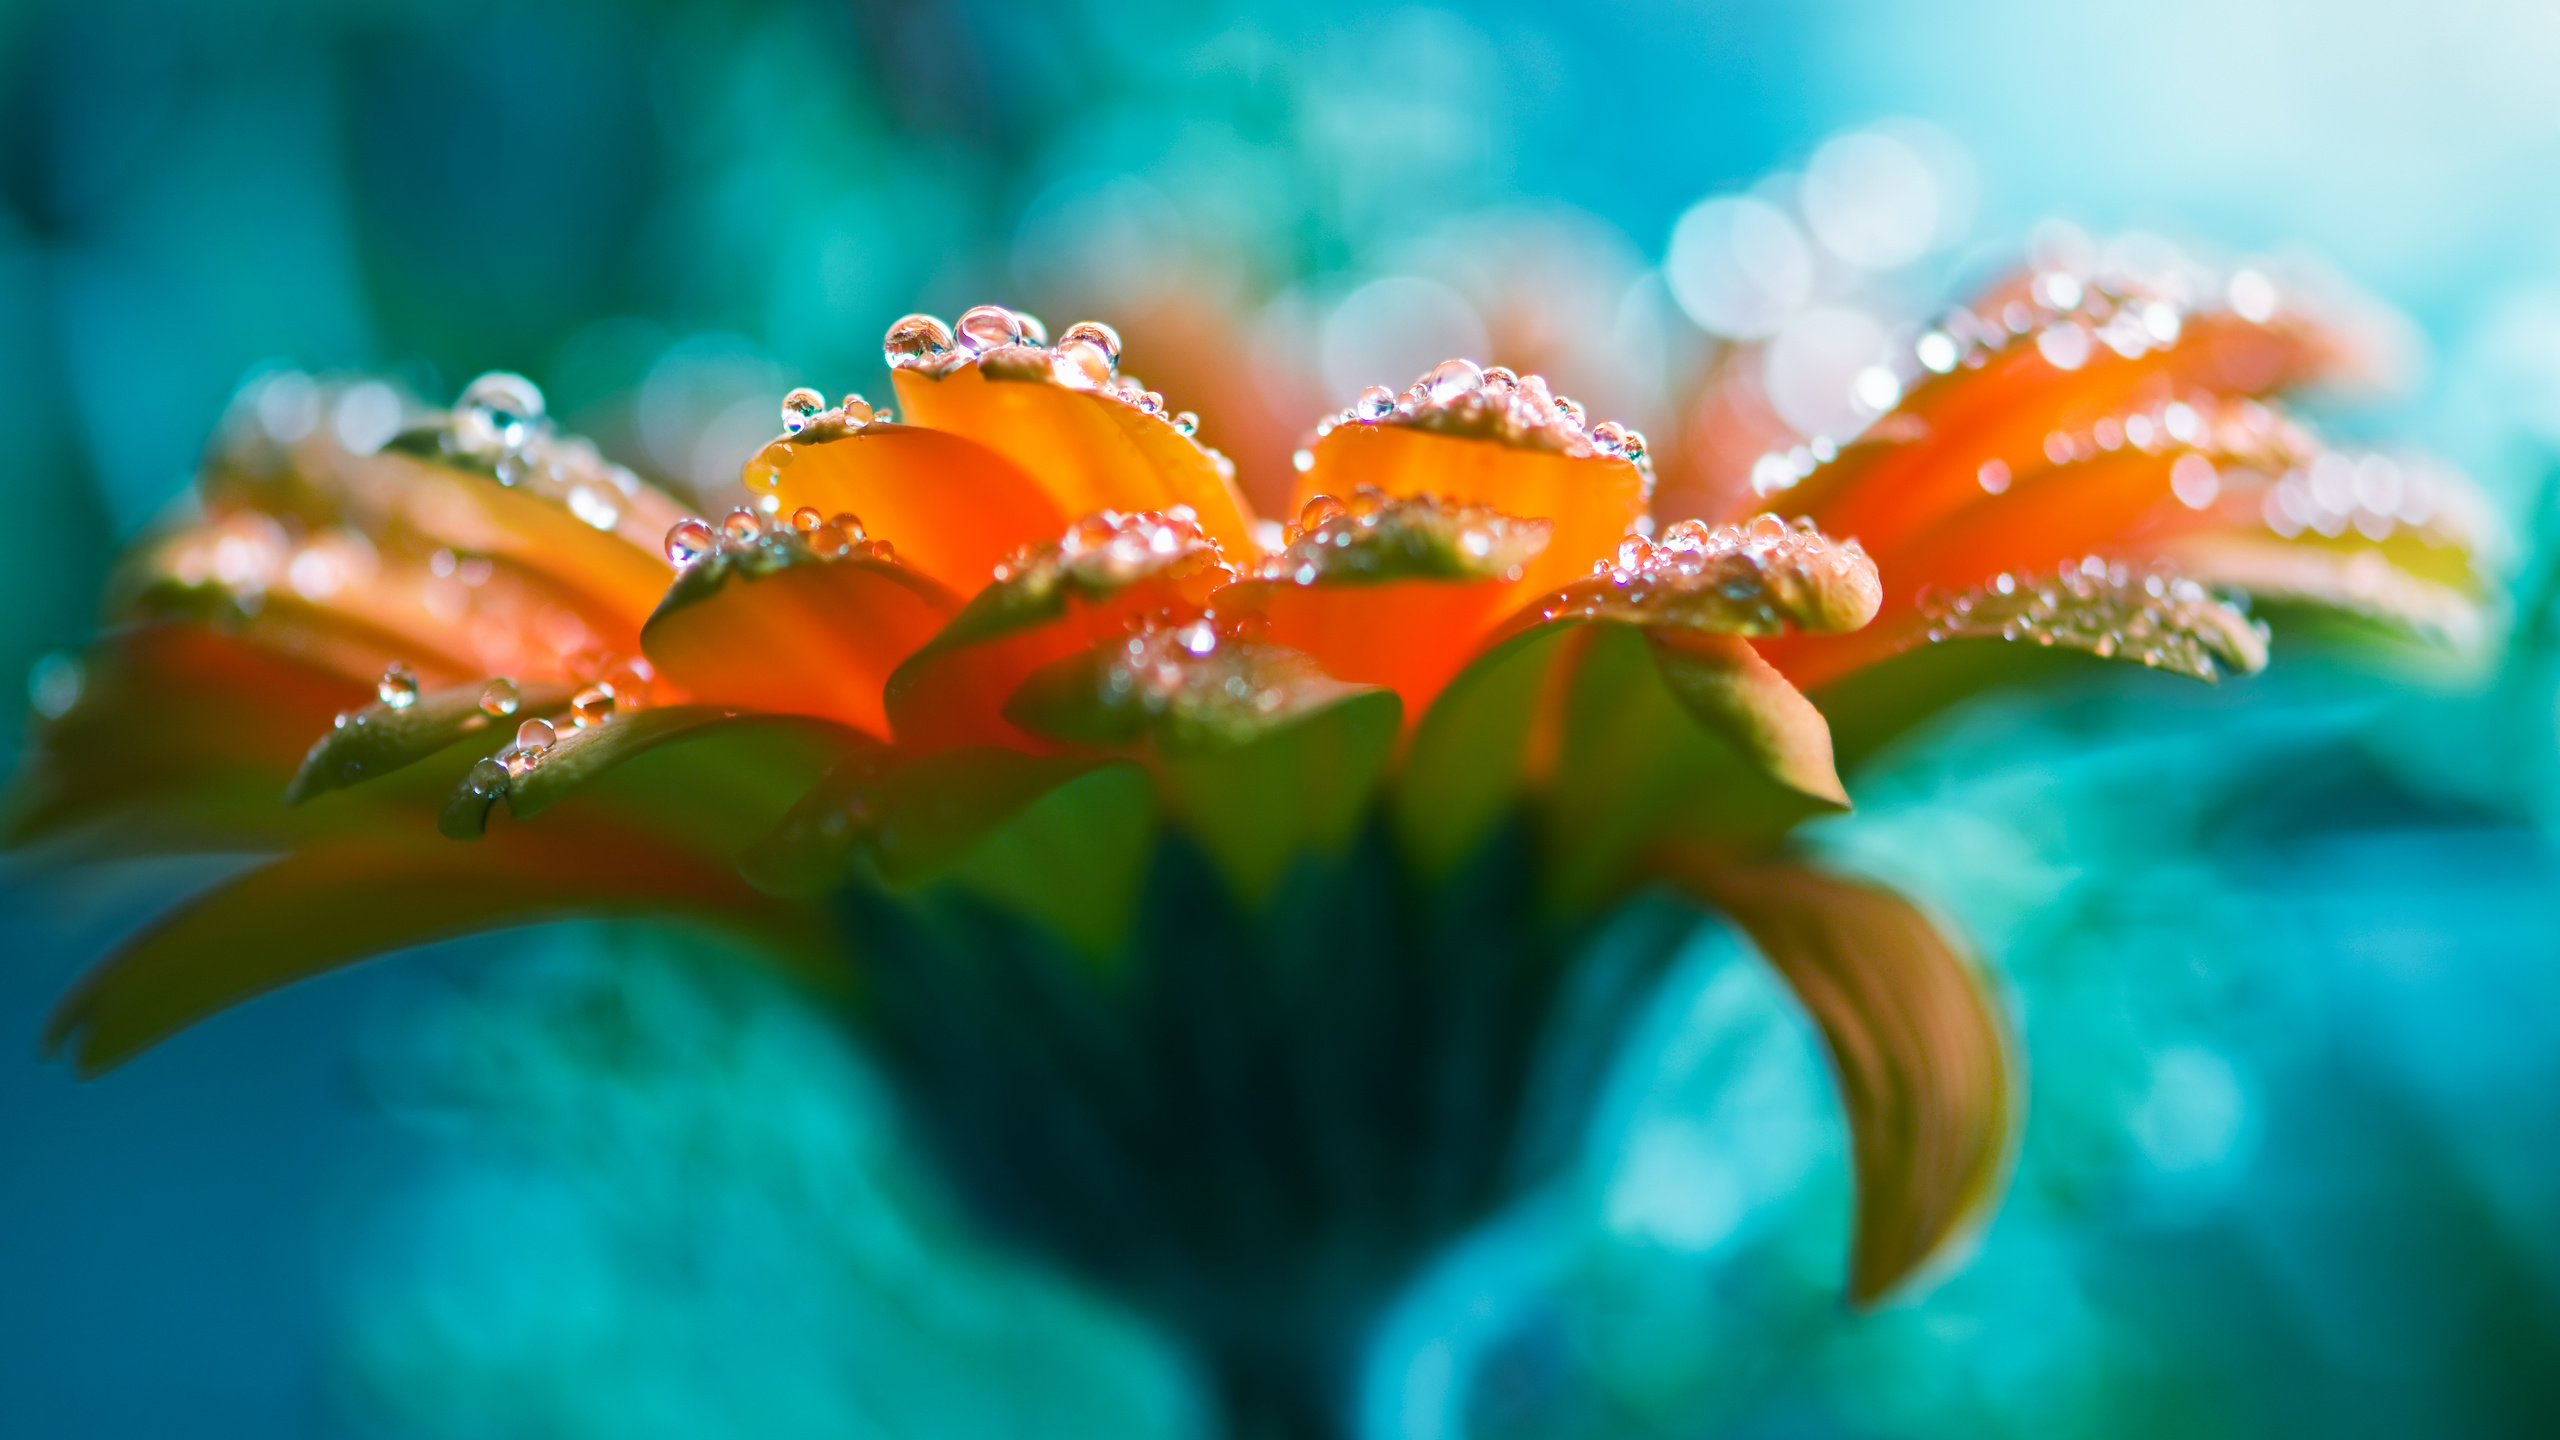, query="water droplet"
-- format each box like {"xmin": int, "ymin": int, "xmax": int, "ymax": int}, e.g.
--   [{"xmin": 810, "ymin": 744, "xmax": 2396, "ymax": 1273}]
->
[
  {"xmin": 830, "ymin": 511, "xmax": 867, "ymax": 540},
  {"xmin": 1746, "ymin": 513, "xmax": 1788, "ymax": 542},
  {"xmin": 1353, "ymin": 385, "xmax": 1397, "ymax": 421},
  {"xmin": 664, "ymin": 518, "xmax": 716, "ymax": 566},
  {"xmin": 1172, "ymin": 411, "xmax": 1199, "ymax": 437},
  {"xmin": 1298, "ymin": 495, "xmax": 1349, "ymax": 531},
  {"xmin": 780, "ymin": 387, "xmax": 827, "ymax": 433},
  {"xmin": 479, "ymin": 677, "xmax": 521, "ymax": 717},
  {"xmin": 722, "ymin": 508, "xmax": 762, "ymax": 544},
  {"xmin": 884, "ymin": 314, "xmax": 956, "ymax": 370},
  {"xmin": 1056, "ymin": 320, "xmax": 1121, "ymax": 369},
  {"xmin": 790, "ymin": 506, "xmax": 824, "ymax": 534},
  {"xmin": 454, "ymin": 372, "xmax": 546, "ymax": 455},
  {"xmin": 515, "ymin": 717, "xmax": 557, "ymax": 755},
  {"xmin": 466, "ymin": 757, "xmax": 511, "ymax": 798},
  {"xmin": 377, "ymin": 662, "xmax": 419, "ymax": 709},
  {"xmin": 571, "ymin": 685, "xmax": 617, "ymax": 728},
  {"xmin": 566, "ymin": 485, "xmax": 620, "ymax": 531},
  {"xmin": 1420, "ymin": 358, "xmax": 1484, "ymax": 406},
  {"xmin": 955, "ymin": 304, "xmax": 1031, "ymax": 355},
  {"xmin": 841, "ymin": 394, "xmax": 874, "ymax": 426}
]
